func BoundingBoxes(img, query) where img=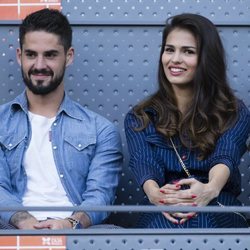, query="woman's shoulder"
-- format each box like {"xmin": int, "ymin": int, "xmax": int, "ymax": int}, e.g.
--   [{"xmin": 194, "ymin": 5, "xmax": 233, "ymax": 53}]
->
[
  {"xmin": 124, "ymin": 107, "xmax": 158, "ymax": 132},
  {"xmin": 225, "ymin": 99, "xmax": 250, "ymax": 136},
  {"xmin": 125, "ymin": 106, "xmax": 157, "ymax": 123},
  {"xmin": 236, "ymin": 99, "xmax": 250, "ymax": 120}
]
